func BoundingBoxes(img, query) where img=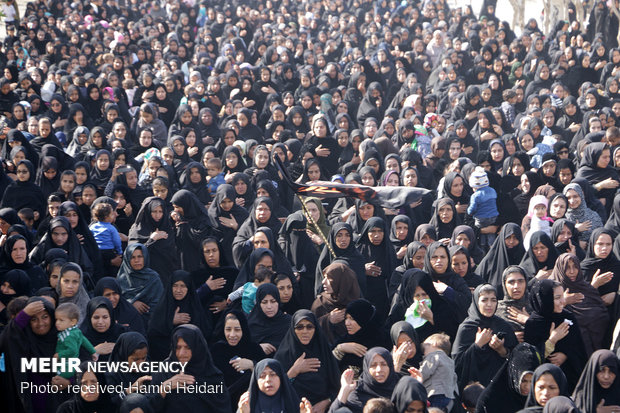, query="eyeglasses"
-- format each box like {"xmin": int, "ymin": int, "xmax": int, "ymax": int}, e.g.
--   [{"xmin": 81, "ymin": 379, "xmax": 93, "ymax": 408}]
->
[{"xmin": 294, "ymin": 324, "xmax": 315, "ymax": 331}]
